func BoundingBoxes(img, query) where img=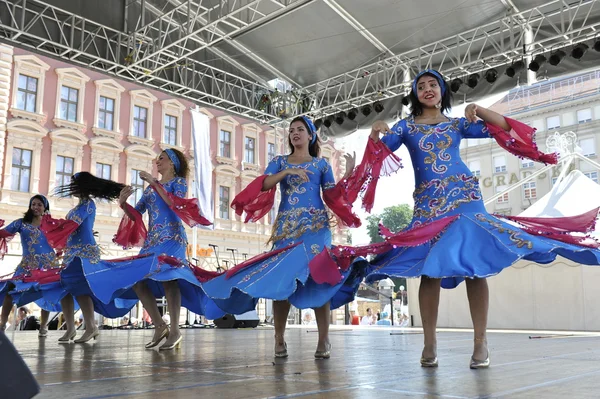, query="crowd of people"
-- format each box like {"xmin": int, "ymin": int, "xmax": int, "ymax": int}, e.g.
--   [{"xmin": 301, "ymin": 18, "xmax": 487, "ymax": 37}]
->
[{"xmin": 2, "ymin": 69, "xmax": 600, "ymax": 368}]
